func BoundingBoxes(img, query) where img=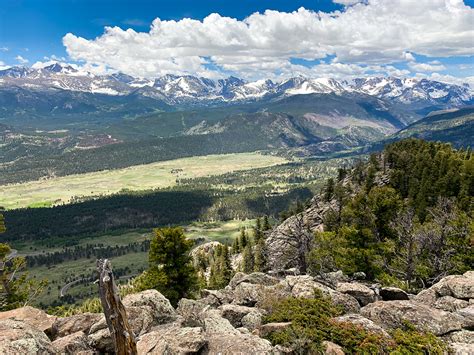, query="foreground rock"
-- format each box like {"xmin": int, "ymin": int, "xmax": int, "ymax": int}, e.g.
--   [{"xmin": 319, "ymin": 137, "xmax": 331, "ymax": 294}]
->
[
  {"xmin": 203, "ymin": 310, "xmax": 274, "ymax": 354},
  {"xmin": 0, "ymin": 306, "xmax": 57, "ymax": 335},
  {"xmin": 379, "ymin": 287, "xmax": 409, "ymax": 301},
  {"xmin": 51, "ymin": 331, "xmax": 93, "ymax": 354},
  {"xmin": 285, "ymin": 275, "xmax": 360, "ymax": 313},
  {"xmin": 137, "ymin": 323, "xmax": 206, "ymax": 354},
  {"xmin": 51, "ymin": 312, "xmax": 102, "ymax": 339},
  {"xmin": 414, "ymin": 272, "xmax": 474, "ymax": 307},
  {"xmin": 336, "ymin": 282, "xmax": 376, "ymax": 306},
  {"xmin": 0, "ymin": 319, "xmax": 57, "ymax": 354},
  {"xmin": 360, "ymin": 300, "xmax": 464, "ymax": 336},
  {"xmin": 1, "ymin": 270, "xmax": 472, "ymax": 354},
  {"xmin": 122, "ymin": 289, "xmax": 177, "ymax": 325},
  {"xmin": 331, "ymin": 314, "xmax": 390, "ymax": 338},
  {"xmin": 219, "ymin": 304, "xmax": 264, "ymax": 329}
]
